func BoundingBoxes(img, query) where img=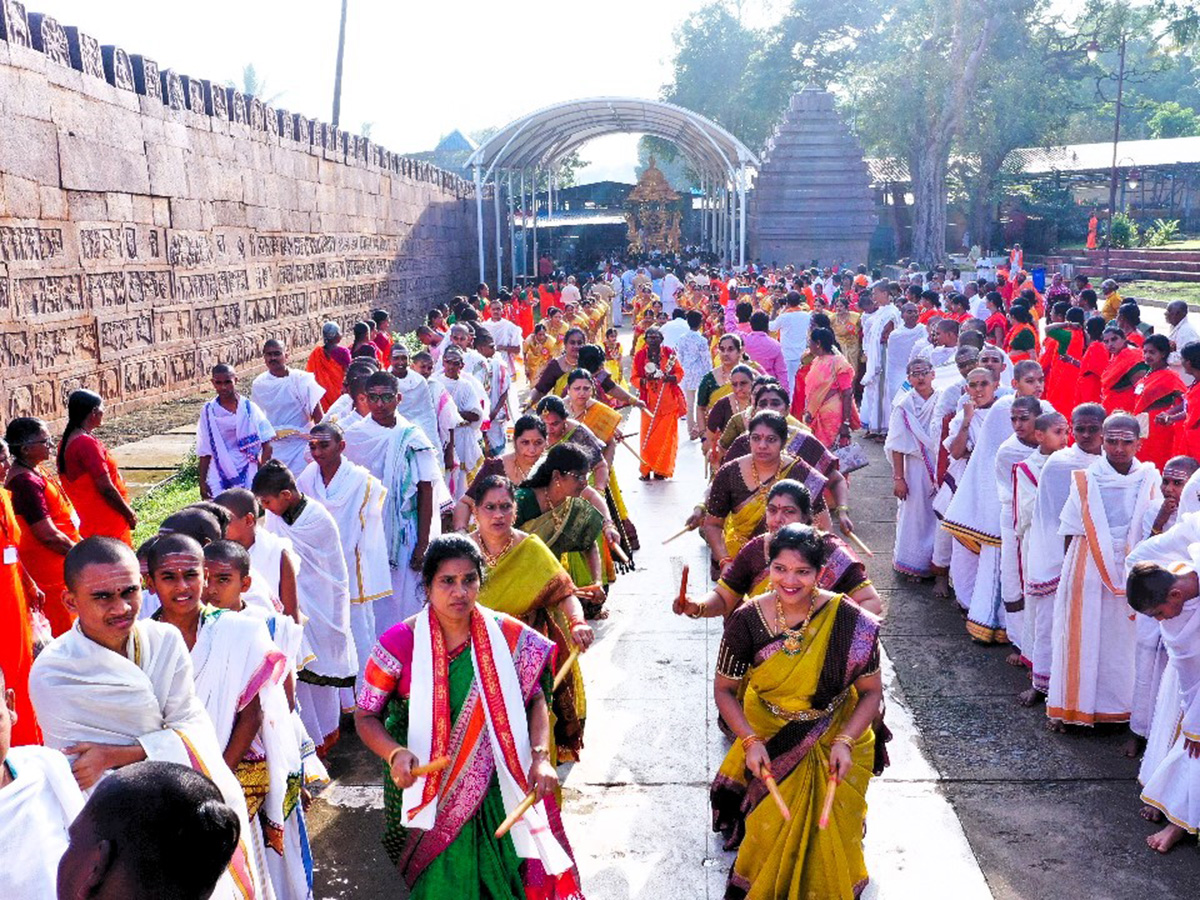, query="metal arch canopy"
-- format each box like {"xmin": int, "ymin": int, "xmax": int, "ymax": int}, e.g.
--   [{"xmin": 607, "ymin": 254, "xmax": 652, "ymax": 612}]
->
[{"xmin": 465, "ymin": 97, "xmax": 758, "ymax": 177}]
